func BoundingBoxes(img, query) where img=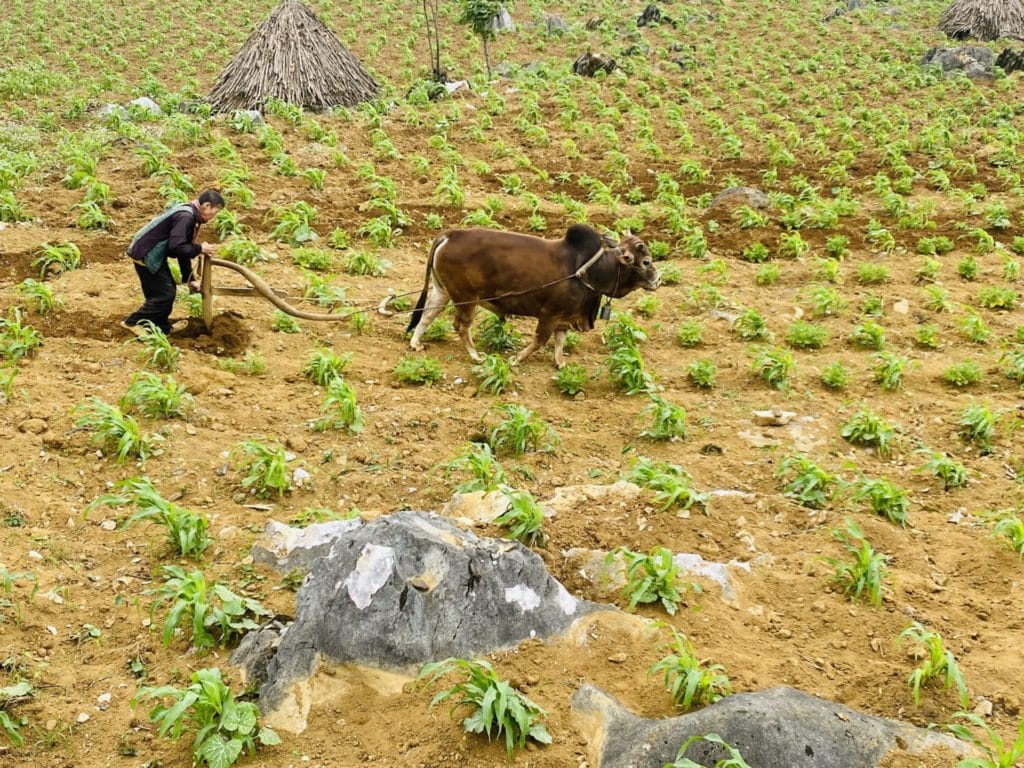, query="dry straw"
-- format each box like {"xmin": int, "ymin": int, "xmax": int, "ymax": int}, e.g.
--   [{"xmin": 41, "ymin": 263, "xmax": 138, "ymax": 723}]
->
[
  {"xmin": 938, "ymin": 0, "xmax": 1024, "ymax": 42},
  {"xmin": 207, "ymin": 0, "xmax": 379, "ymax": 112}
]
